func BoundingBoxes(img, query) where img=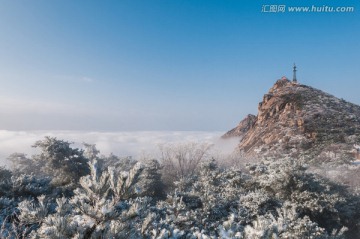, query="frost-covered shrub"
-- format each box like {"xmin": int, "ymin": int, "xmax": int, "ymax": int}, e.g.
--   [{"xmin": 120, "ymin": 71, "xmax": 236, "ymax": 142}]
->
[
  {"xmin": 0, "ymin": 173, "xmax": 58, "ymax": 237},
  {"xmin": 0, "ymin": 197, "xmax": 20, "ymax": 238},
  {"xmin": 11, "ymin": 174, "xmax": 53, "ymax": 198},
  {"xmin": 142, "ymin": 160, "xmax": 249, "ymax": 237},
  {"xmin": 32, "ymin": 137, "xmax": 90, "ymax": 185},
  {"xmin": 29, "ymin": 197, "xmax": 78, "ymax": 238},
  {"xmin": 0, "ymin": 195, "xmax": 52, "ymax": 238},
  {"xmin": 188, "ymin": 160, "xmax": 245, "ymax": 221},
  {"xmin": 246, "ymin": 157, "xmax": 360, "ymax": 238},
  {"xmin": 238, "ymin": 190, "xmax": 281, "ymax": 223},
  {"xmin": 4, "ymin": 138, "xmax": 360, "ymax": 239},
  {"xmin": 84, "ymin": 143, "xmax": 137, "ymax": 173},
  {"xmin": 142, "ymin": 157, "xmax": 360, "ymax": 238},
  {"xmin": 28, "ymin": 160, "xmax": 155, "ymax": 238},
  {"xmin": 18, "ymin": 195, "xmax": 49, "ymax": 225},
  {"xmin": 242, "ymin": 201, "xmax": 347, "ymax": 239},
  {"xmin": 159, "ymin": 142, "xmax": 212, "ymax": 191},
  {"xmin": 0, "ymin": 167, "xmax": 12, "ymax": 197},
  {"xmin": 101, "ymin": 154, "xmax": 136, "ymax": 172},
  {"xmin": 133, "ymin": 159, "xmax": 165, "ymax": 199}
]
